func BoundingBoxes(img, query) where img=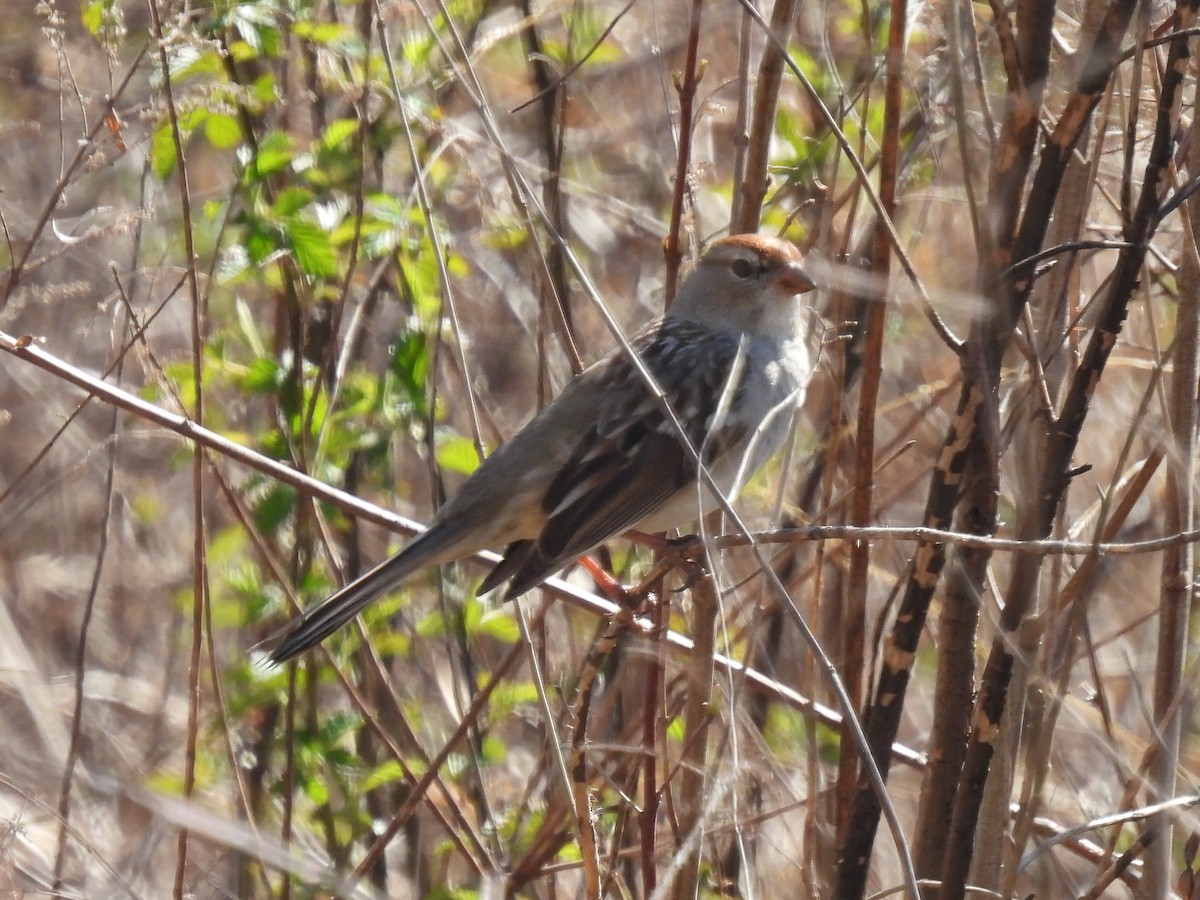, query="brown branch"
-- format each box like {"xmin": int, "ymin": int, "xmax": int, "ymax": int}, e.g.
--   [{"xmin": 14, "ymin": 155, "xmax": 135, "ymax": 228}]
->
[
  {"xmin": 668, "ymin": 572, "xmax": 718, "ymax": 899},
  {"xmin": 834, "ymin": 0, "xmax": 905, "ymax": 863},
  {"xmin": 517, "ymin": 0, "xmax": 576, "ymax": 390},
  {"xmin": 835, "ymin": 361, "xmax": 989, "ymax": 897},
  {"xmin": 144, "ymin": 0, "xmax": 208, "ymax": 893},
  {"xmin": 836, "ymin": 2, "xmax": 1141, "ymax": 892},
  {"xmin": 983, "ymin": 0, "xmax": 1056, "ymax": 280},
  {"xmin": 940, "ymin": 3, "xmax": 1193, "ymax": 896},
  {"xmin": 911, "ymin": 469, "xmax": 995, "ymax": 877},
  {"xmin": 663, "ymin": 0, "xmax": 706, "ymax": 303},
  {"xmin": 730, "ymin": 0, "xmax": 800, "ymax": 232},
  {"xmin": 1143, "ymin": 11, "xmax": 1200, "ymax": 889},
  {"xmin": 568, "ymin": 612, "xmax": 634, "ymax": 898},
  {"xmin": 1008, "ymin": 0, "xmax": 1141, "ymax": 315},
  {"xmin": 640, "ymin": 591, "xmax": 668, "ymax": 894}
]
